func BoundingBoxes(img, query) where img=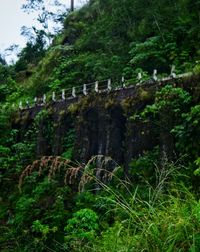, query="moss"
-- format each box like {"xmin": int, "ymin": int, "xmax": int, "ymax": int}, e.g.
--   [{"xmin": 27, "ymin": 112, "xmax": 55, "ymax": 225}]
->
[
  {"xmin": 13, "ymin": 112, "xmax": 21, "ymax": 125},
  {"xmin": 121, "ymin": 97, "xmax": 137, "ymax": 115},
  {"xmin": 59, "ymin": 110, "xmax": 66, "ymax": 118},
  {"xmin": 104, "ymin": 98, "xmax": 117, "ymax": 110},
  {"xmin": 45, "ymin": 106, "xmax": 55, "ymax": 115},
  {"xmin": 19, "ymin": 111, "xmax": 31, "ymax": 125},
  {"xmin": 53, "ymin": 122, "xmax": 59, "ymax": 128},
  {"xmin": 67, "ymin": 103, "xmax": 80, "ymax": 114},
  {"xmin": 68, "ymin": 95, "xmax": 101, "ymax": 114},
  {"xmin": 138, "ymin": 88, "xmax": 152, "ymax": 101},
  {"xmin": 121, "ymin": 87, "xmax": 155, "ymax": 115}
]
